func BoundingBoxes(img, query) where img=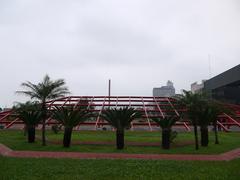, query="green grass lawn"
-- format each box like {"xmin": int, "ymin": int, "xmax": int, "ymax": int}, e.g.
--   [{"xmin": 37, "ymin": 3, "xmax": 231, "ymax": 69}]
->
[
  {"xmin": 0, "ymin": 129, "xmax": 239, "ymax": 154},
  {"xmin": 1, "ymin": 156, "xmax": 240, "ymax": 180}
]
